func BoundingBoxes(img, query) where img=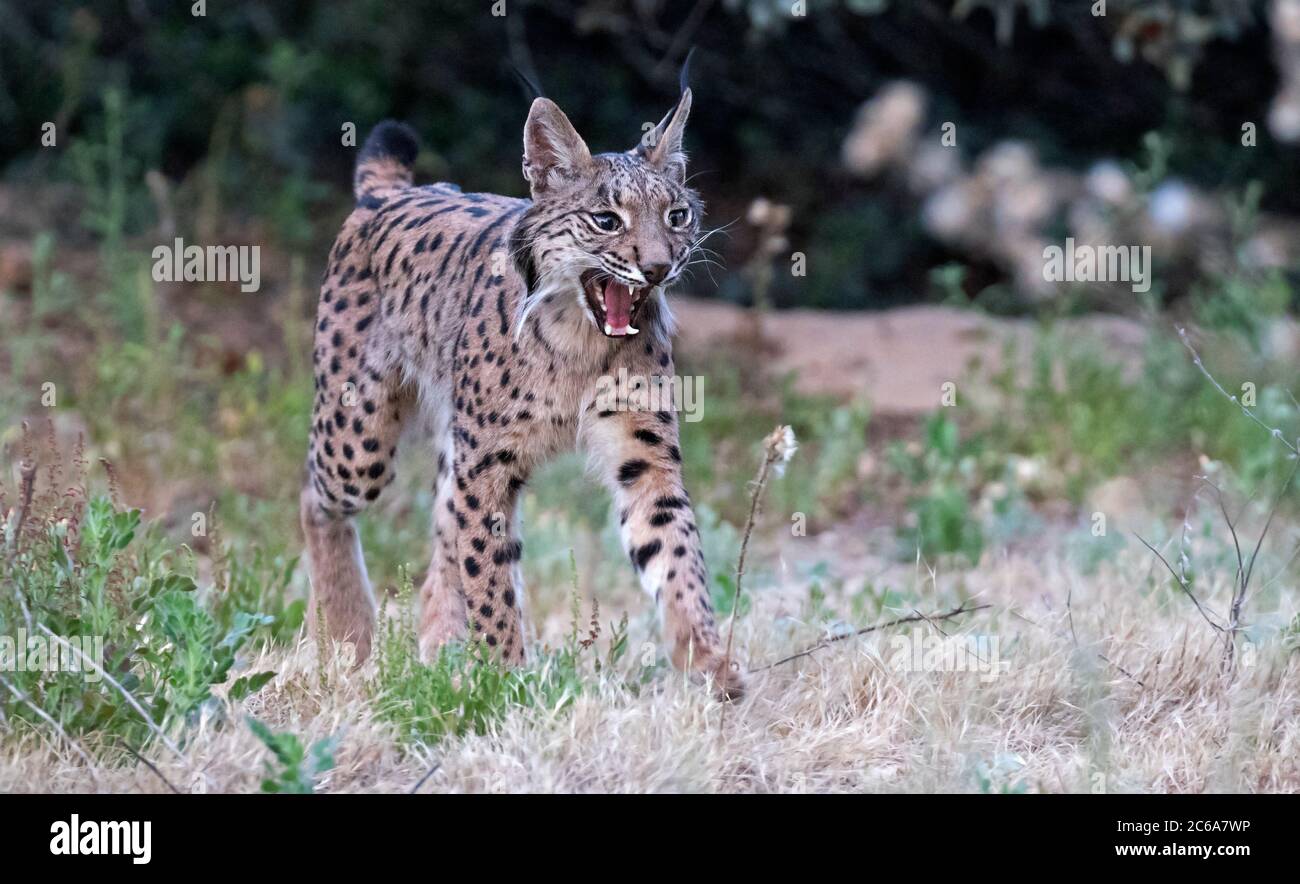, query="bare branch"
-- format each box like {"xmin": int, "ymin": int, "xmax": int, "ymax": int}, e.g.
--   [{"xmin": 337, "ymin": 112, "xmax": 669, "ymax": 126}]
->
[
  {"xmin": 409, "ymin": 760, "xmax": 441, "ymax": 795},
  {"xmin": 1225, "ymin": 454, "xmax": 1300, "ymax": 671},
  {"xmin": 1178, "ymin": 327, "xmax": 1298, "ymax": 456},
  {"xmin": 1010, "ymin": 608, "xmax": 1147, "ymax": 689},
  {"xmin": 1134, "ymin": 533, "xmax": 1229, "ymax": 637},
  {"xmin": 1166, "ymin": 328, "xmax": 1300, "ymax": 674},
  {"xmin": 750, "ymin": 601, "xmax": 991, "ymax": 673},
  {"xmin": 1197, "ymin": 476, "xmax": 1246, "ymax": 591},
  {"xmin": 120, "ymin": 742, "xmax": 182, "ymax": 794},
  {"xmin": 720, "ymin": 426, "xmax": 793, "ymax": 719}
]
